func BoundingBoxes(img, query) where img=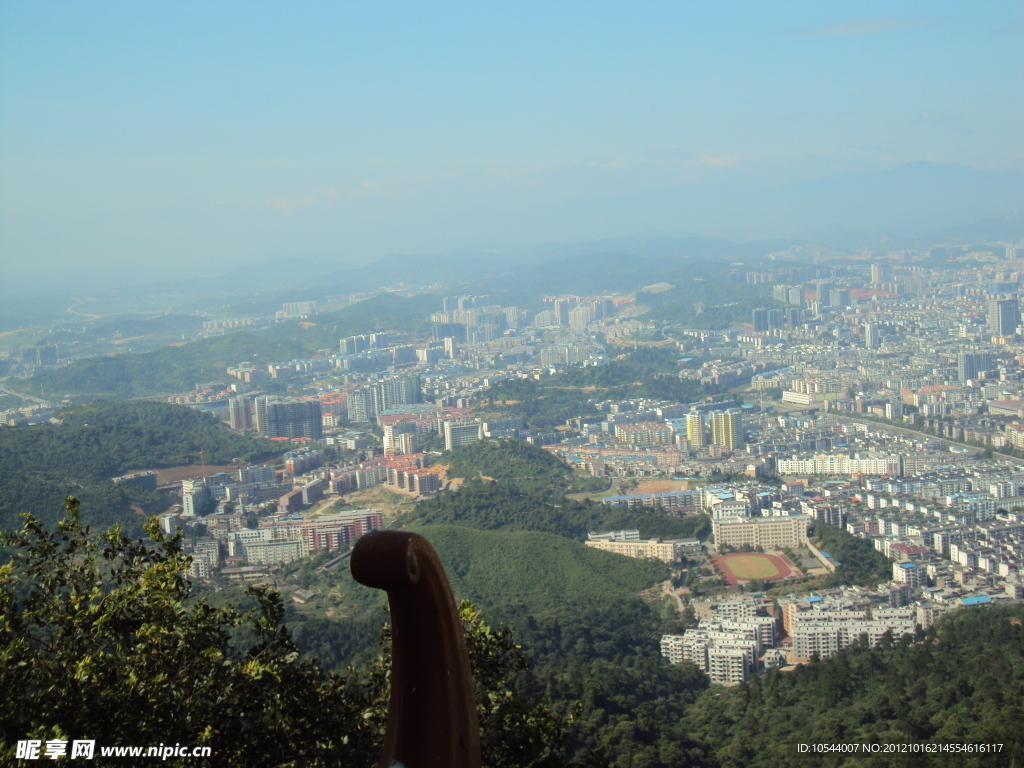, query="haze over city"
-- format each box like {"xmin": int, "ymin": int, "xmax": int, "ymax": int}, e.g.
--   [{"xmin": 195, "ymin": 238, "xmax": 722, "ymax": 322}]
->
[
  {"xmin": 5, "ymin": 5, "xmax": 1024, "ymax": 766},
  {"xmin": 2, "ymin": 0, "xmax": 1023, "ymax": 292}
]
